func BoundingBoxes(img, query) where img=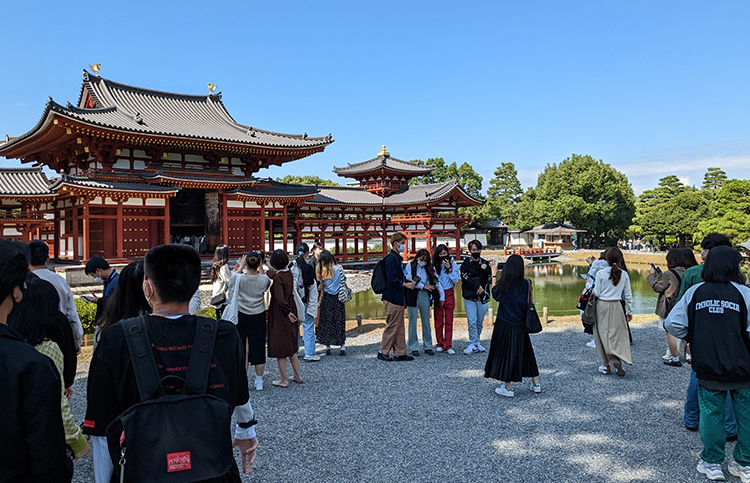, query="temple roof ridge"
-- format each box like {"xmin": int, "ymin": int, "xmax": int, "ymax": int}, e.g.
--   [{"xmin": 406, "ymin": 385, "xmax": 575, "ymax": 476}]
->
[{"xmin": 333, "ymin": 149, "xmax": 434, "ymax": 177}]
